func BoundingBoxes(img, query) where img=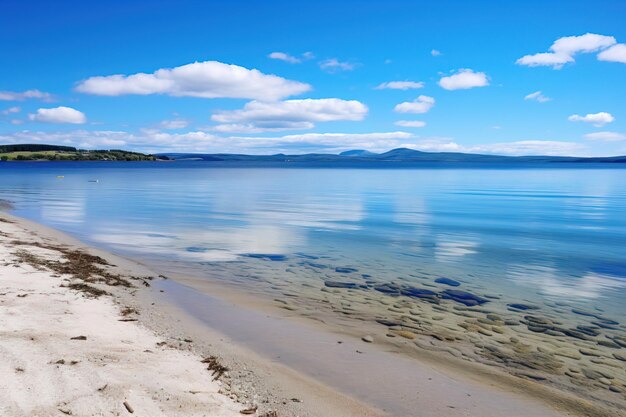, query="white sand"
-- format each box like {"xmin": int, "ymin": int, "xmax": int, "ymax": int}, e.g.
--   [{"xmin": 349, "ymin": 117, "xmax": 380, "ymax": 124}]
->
[{"xmin": 0, "ymin": 217, "xmax": 242, "ymax": 417}]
